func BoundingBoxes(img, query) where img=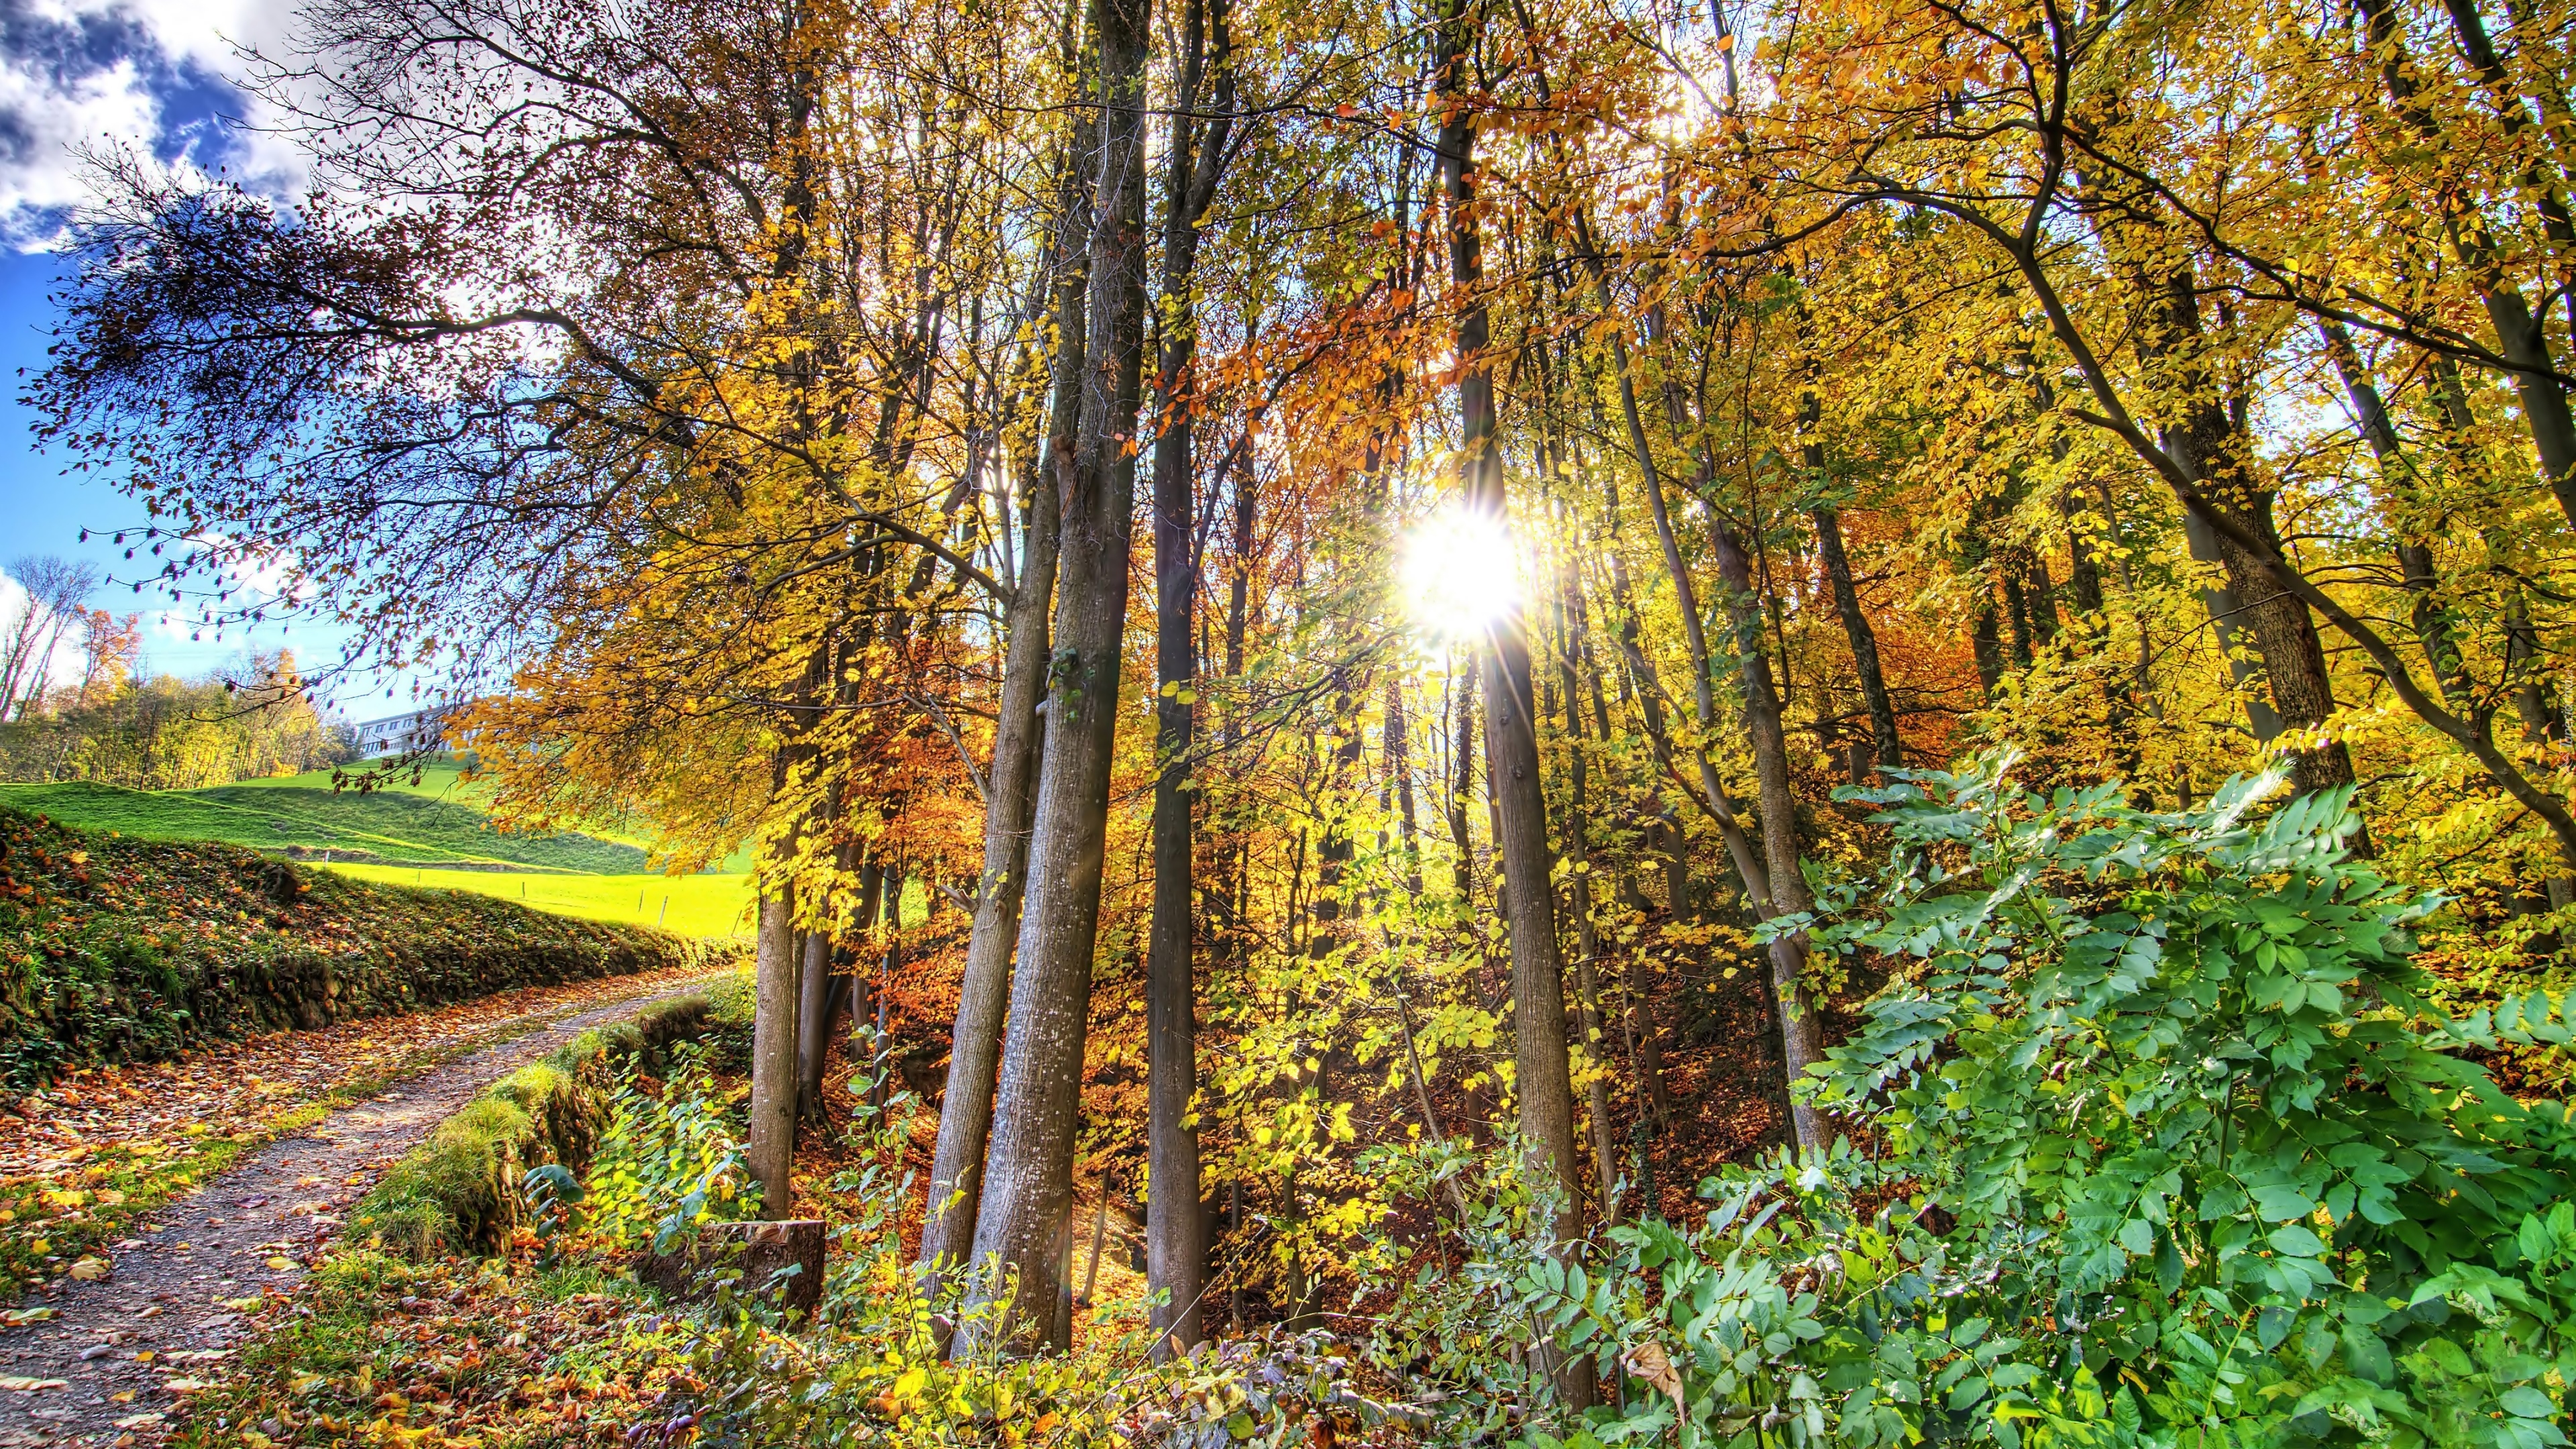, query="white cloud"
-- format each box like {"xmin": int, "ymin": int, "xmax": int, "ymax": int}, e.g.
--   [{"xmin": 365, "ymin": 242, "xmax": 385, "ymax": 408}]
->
[
  {"xmin": 184, "ymin": 530, "xmax": 308, "ymax": 604},
  {"xmin": 0, "ymin": 0, "xmax": 307, "ymax": 248},
  {"xmin": 0, "ymin": 52, "xmax": 153, "ymax": 217}
]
